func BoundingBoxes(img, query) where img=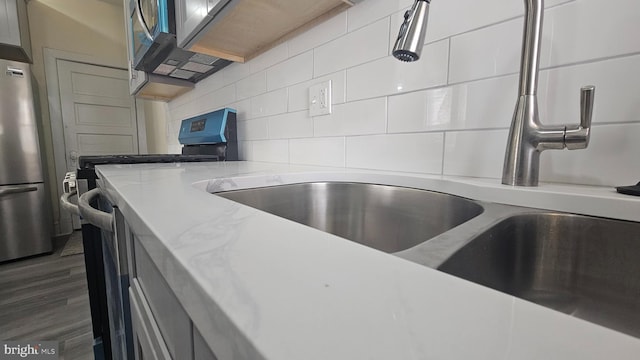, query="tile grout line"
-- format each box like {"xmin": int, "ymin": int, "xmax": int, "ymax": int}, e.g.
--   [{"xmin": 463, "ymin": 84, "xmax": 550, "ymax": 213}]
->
[{"xmin": 441, "ymin": 132, "xmax": 447, "ymax": 175}]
